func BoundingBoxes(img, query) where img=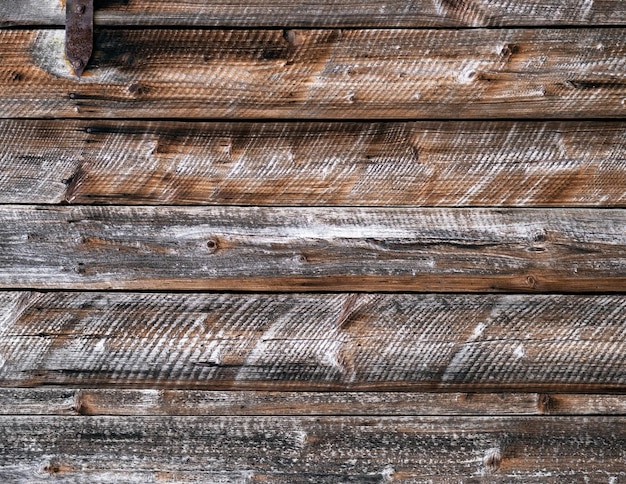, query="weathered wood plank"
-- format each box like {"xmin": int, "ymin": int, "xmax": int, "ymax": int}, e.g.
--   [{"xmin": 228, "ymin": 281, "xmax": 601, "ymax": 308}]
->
[
  {"xmin": 3, "ymin": 29, "xmax": 625, "ymax": 119},
  {"xmin": 2, "ymin": 120, "xmax": 625, "ymax": 207},
  {"xmin": 0, "ymin": 388, "xmax": 79, "ymax": 416},
  {"xmin": 1, "ymin": 292, "xmax": 626, "ymax": 391},
  {"xmin": 4, "ymin": 389, "xmax": 626, "ymax": 416},
  {"xmin": 73, "ymin": 391, "xmax": 626, "ymax": 417},
  {"xmin": 0, "ymin": 207, "xmax": 624, "ymax": 291},
  {"xmin": 1, "ymin": 415, "xmax": 626, "ymax": 481},
  {"xmin": 3, "ymin": 0, "xmax": 626, "ymax": 27}
]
